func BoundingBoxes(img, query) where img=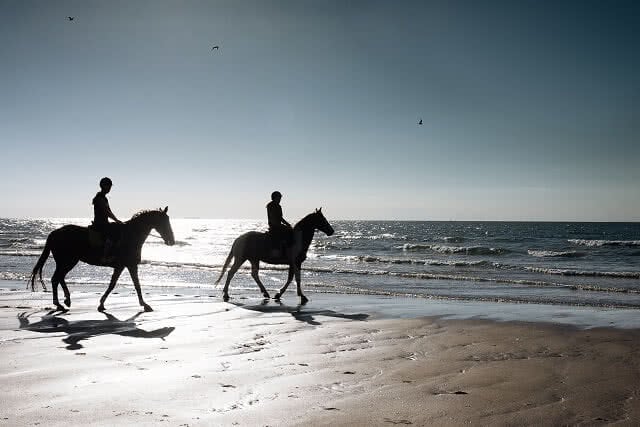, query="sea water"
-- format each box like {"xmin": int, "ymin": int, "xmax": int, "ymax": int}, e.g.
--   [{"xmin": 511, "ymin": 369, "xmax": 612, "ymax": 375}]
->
[{"xmin": 1, "ymin": 218, "xmax": 639, "ymax": 309}]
